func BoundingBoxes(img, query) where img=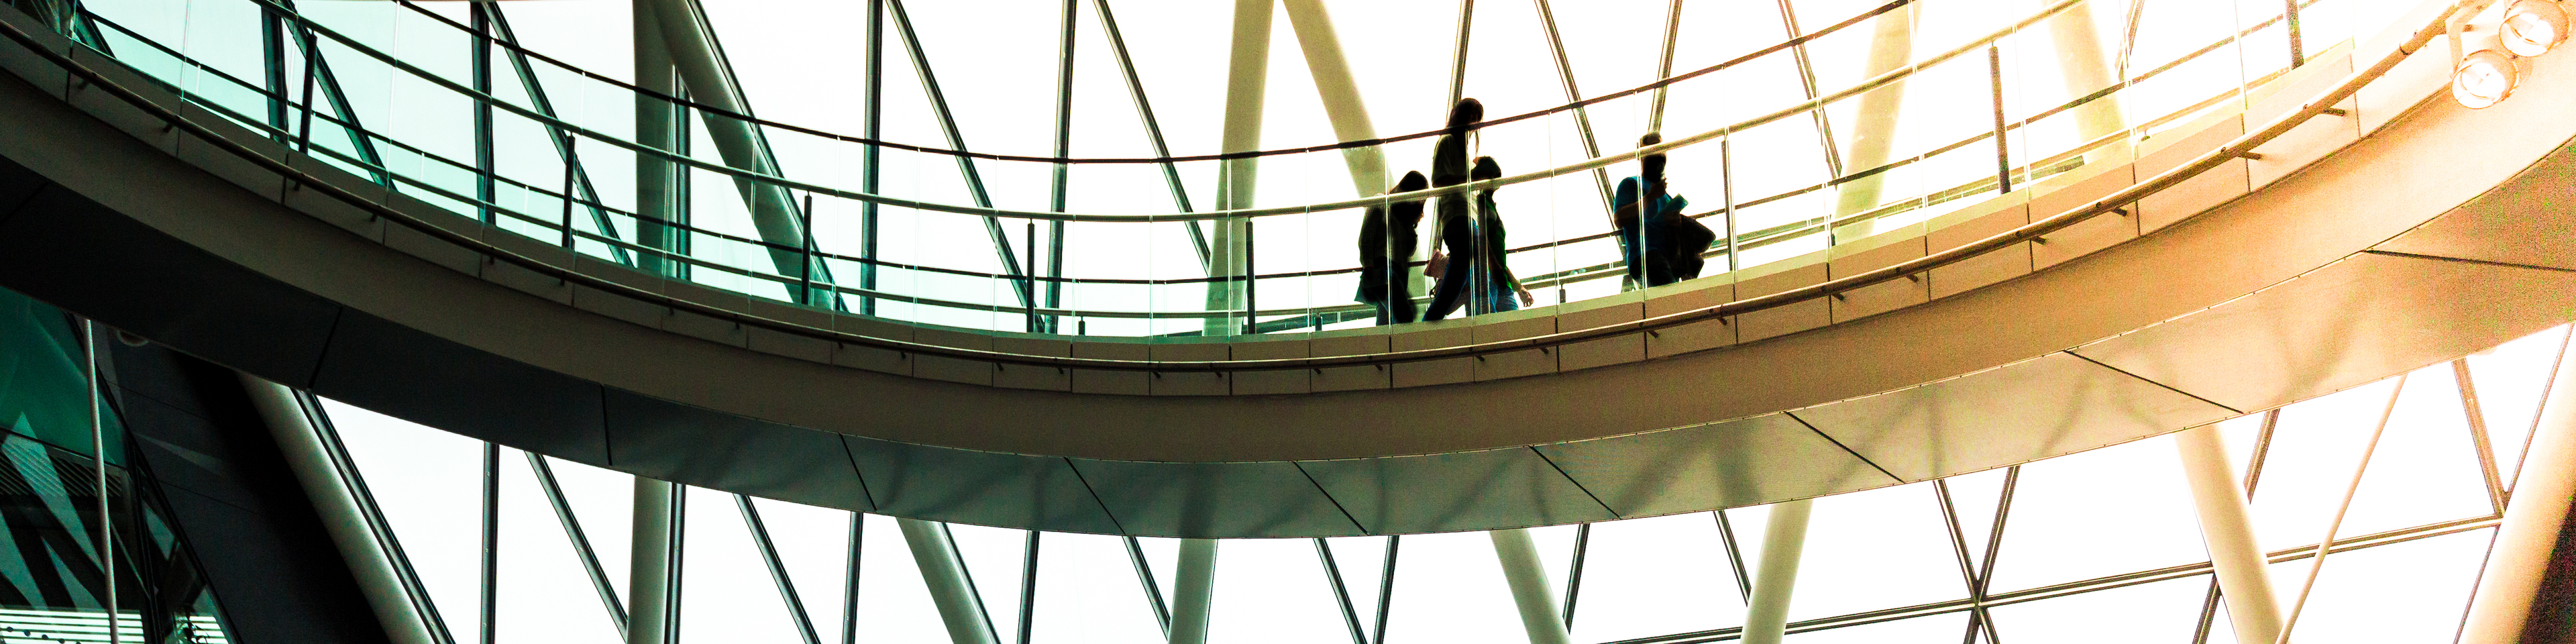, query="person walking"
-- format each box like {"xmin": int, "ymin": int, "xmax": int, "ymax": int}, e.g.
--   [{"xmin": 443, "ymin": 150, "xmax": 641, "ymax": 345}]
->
[
  {"xmin": 1356, "ymin": 171, "xmax": 1430, "ymax": 325},
  {"xmin": 1466, "ymin": 156, "xmax": 1534, "ymax": 315},
  {"xmin": 1424, "ymin": 99, "xmax": 1484, "ymax": 321}
]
